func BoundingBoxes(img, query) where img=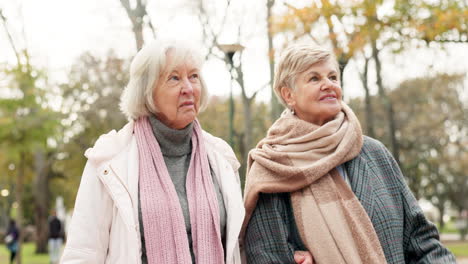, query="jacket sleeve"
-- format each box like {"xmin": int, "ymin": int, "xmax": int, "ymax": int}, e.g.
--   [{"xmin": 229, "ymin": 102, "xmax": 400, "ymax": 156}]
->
[
  {"xmin": 382, "ymin": 147, "xmax": 456, "ymax": 263},
  {"xmin": 61, "ymin": 161, "xmax": 113, "ymax": 264},
  {"xmin": 244, "ymin": 192, "xmax": 306, "ymax": 264}
]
